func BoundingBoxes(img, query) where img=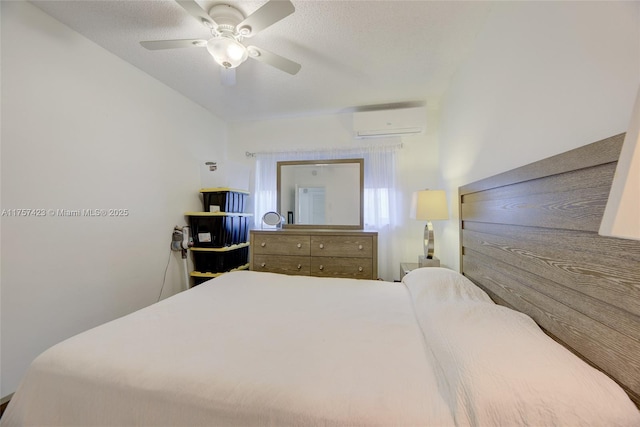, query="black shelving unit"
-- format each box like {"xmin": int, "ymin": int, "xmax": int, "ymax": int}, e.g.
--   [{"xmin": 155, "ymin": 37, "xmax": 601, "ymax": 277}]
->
[{"xmin": 186, "ymin": 188, "xmax": 251, "ymax": 287}]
